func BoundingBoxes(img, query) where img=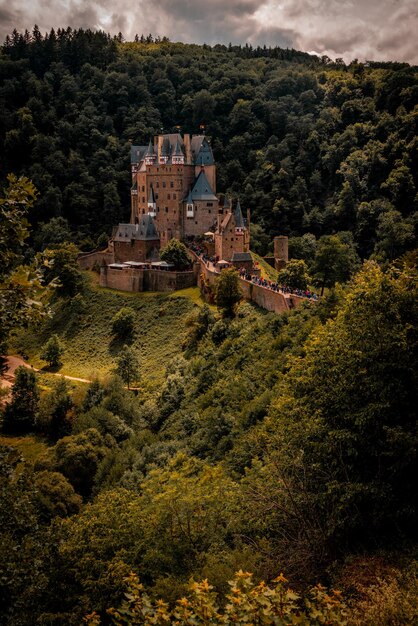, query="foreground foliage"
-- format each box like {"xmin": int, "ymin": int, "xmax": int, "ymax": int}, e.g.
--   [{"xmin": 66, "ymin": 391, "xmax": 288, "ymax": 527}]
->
[{"xmin": 85, "ymin": 571, "xmax": 348, "ymax": 625}]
